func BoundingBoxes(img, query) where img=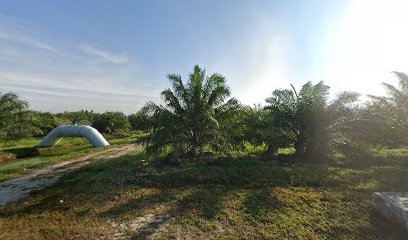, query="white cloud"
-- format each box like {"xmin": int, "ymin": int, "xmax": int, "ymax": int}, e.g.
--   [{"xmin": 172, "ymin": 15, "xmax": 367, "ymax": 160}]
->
[
  {"xmin": 0, "ymin": 15, "xmax": 156, "ymax": 114},
  {"xmin": 32, "ymin": 41, "xmax": 58, "ymax": 53},
  {"xmin": 0, "ymin": 30, "xmax": 58, "ymax": 53},
  {"xmin": 0, "ymin": 72, "xmax": 158, "ymax": 99},
  {"xmin": 0, "ymin": 15, "xmax": 58, "ymax": 54},
  {"xmin": 80, "ymin": 45, "xmax": 128, "ymax": 64}
]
